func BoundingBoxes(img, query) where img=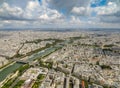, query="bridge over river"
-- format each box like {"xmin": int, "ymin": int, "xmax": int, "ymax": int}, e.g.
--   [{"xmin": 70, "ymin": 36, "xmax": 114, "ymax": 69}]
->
[{"xmin": 0, "ymin": 42, "xmax": 64, "ymax": 84}]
